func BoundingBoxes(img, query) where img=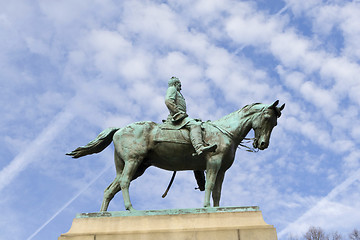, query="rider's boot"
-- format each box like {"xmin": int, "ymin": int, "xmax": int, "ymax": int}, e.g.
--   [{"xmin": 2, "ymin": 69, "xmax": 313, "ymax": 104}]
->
[{"xmin": 190, "ymin": 125, "xmax": 217, "ymax": 156}]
